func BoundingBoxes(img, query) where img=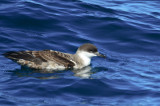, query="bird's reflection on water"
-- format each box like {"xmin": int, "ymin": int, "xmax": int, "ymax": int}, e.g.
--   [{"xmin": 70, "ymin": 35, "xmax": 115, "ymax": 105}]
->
[
  {"xmin": 72, "ymin": 66, "xmax": 92, "ymax": 78},
  {"xmin": 8, "ymin": 66, "xmax": 107, "ymax": 79}
]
